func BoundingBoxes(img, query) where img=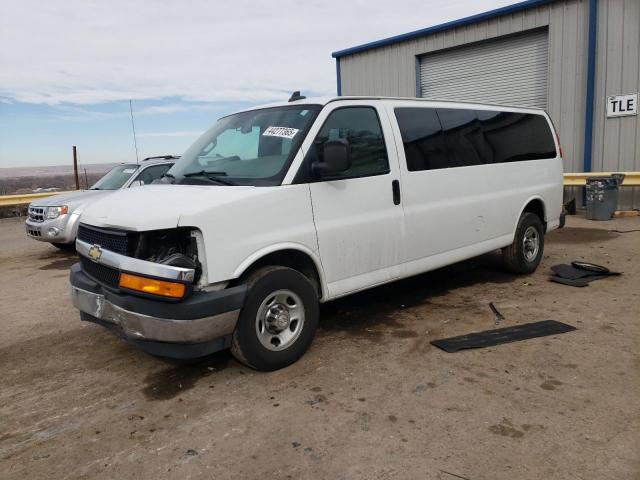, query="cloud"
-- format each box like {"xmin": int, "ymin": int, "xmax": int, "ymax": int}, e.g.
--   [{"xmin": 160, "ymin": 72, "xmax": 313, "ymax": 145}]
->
[
  {"xmin": 0, "ymin": 0, "xmax": 513, "ymax": 106},
  {"xmin": 137, "ymin": 130, "xmax": 202, "ymax": 138}
]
